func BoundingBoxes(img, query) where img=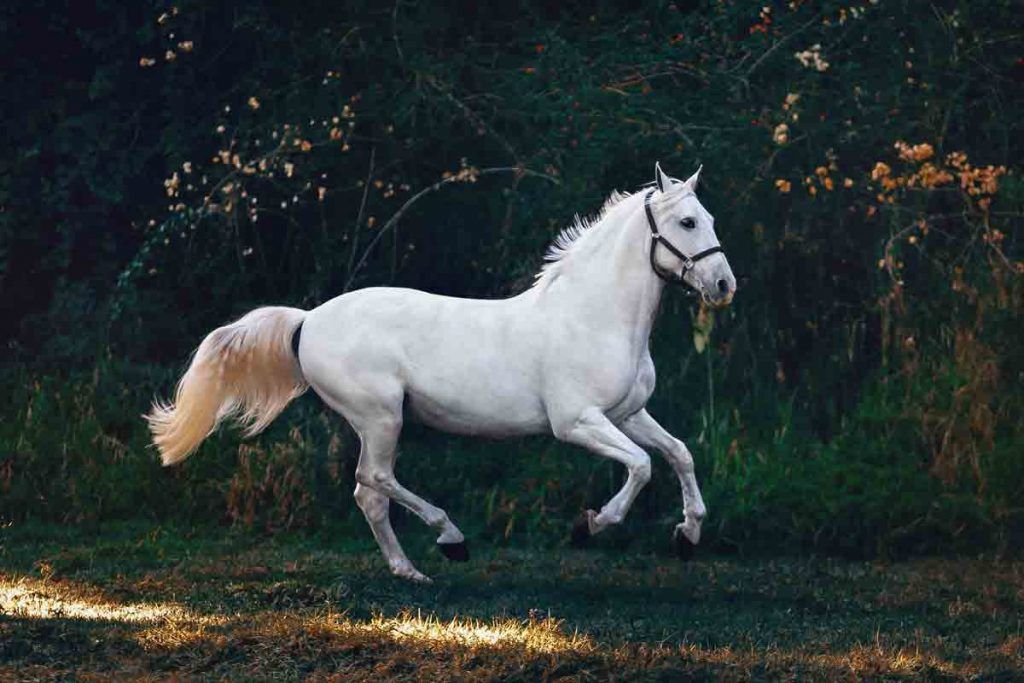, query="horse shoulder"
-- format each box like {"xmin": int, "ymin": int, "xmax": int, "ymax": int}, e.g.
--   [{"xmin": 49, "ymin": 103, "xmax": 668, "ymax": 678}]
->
[{"xmin": 634, "ymin": 351, "xmax": 657, "ymax": 399}]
